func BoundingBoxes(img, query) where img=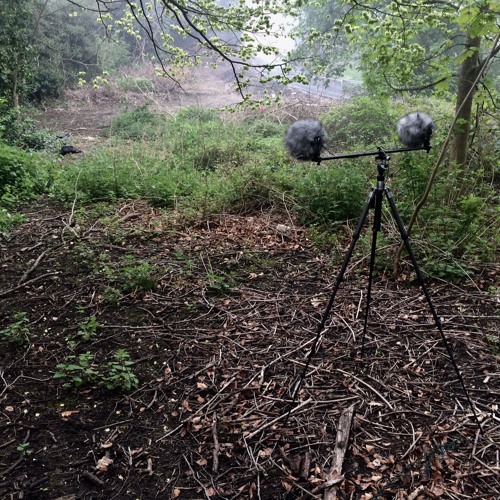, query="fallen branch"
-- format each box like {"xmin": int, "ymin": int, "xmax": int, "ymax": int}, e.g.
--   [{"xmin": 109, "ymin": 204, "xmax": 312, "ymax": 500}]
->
[
  {"xmin": 212, "ymin": 411, "xmax": 220, "ymax": 473},
  {"xmin": 81, "ymin": 471, "xmax": 106, "ymax": 489},
  {"xmin": 245, "ymin": 398, "xmax": 312, "ymax": 440},
  {"xmin": 0, "ymin": 272, "xmax": 59, "ymax": 298},
  {"xmin": 0, "ymin": 457, "xmax": 24, "ymax": 478},
  {"xmin": 182, "ymin": 454, "xmax": 213, "ymax": 500},
  {"xmin": 336, "ymin": 369, "xmax": 394, "ymax": 410},
  {"xmin": 18, "ymin": 245, "xmax": 61, "ymax": 285},
  {"xmin": 324, "ymin": 405, "xmax": 355, "ymax": 500}
]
